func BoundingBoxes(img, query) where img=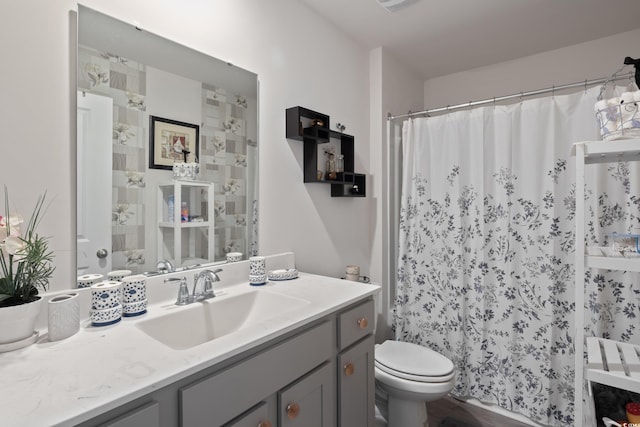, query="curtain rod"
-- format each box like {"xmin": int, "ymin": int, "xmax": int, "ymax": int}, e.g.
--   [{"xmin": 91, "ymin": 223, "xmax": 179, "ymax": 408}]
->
[{"xmin": 387, "ymin": 71, "xmax": 635, "ymax": 121}]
